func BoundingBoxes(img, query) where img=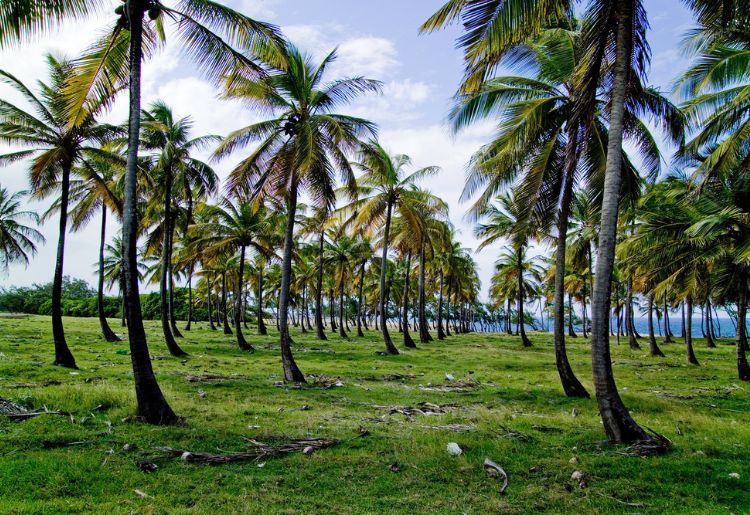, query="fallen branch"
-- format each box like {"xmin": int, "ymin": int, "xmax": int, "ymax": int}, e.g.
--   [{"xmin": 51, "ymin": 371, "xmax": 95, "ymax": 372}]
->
[
  {"xmin": 154, "ymin": 438, "xmax": 338, "ymax": 465},
  {"xmin": 484, "ymin": 458, "xmax": 509, "ymax": 494}
]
